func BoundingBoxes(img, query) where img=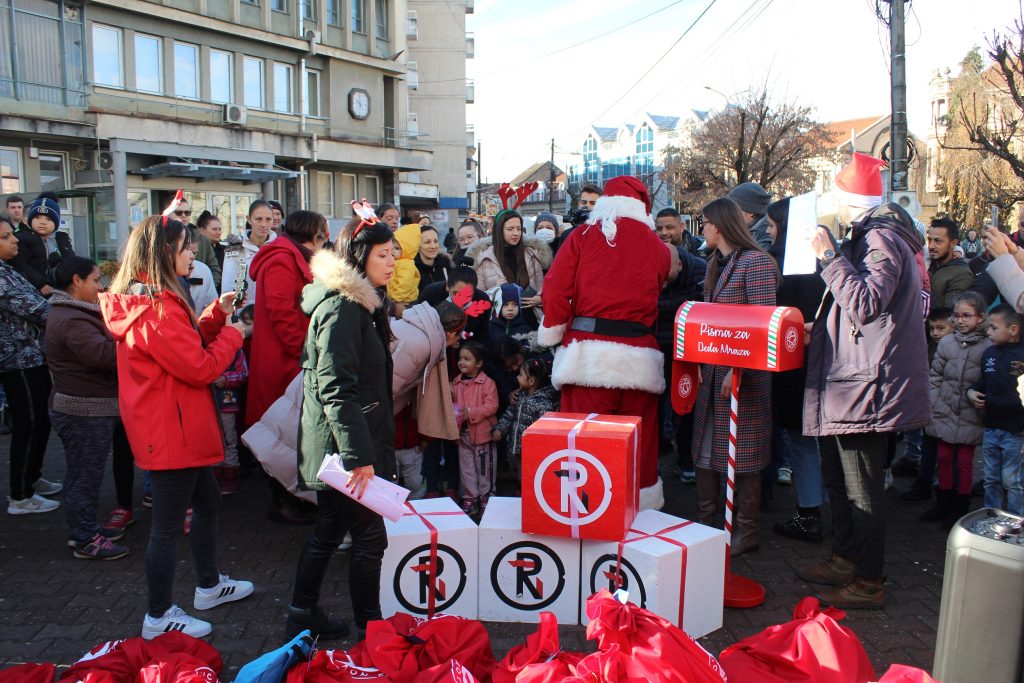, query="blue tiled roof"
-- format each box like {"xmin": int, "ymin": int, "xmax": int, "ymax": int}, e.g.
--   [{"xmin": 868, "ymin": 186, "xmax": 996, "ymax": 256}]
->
[{"xmin": 648, "ymin": 114, "xmax": 681, "ymax": 130}]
